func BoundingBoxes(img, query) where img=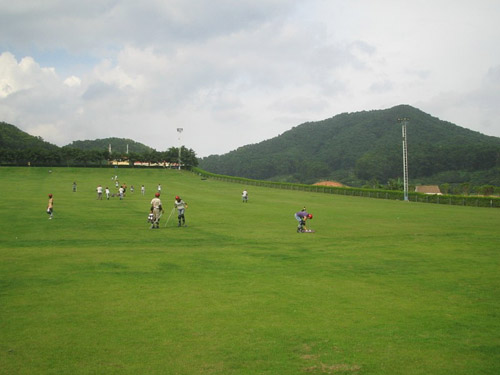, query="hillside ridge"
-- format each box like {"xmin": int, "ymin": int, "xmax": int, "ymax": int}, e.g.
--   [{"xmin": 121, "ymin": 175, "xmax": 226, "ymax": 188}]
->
[
  {"xmin": 65, "ymin": 137, "xmax": 154, "ymax": 154},
  {"xmin": 199, "ymin": 105, "xmax": 500, "ymax": 186}
]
